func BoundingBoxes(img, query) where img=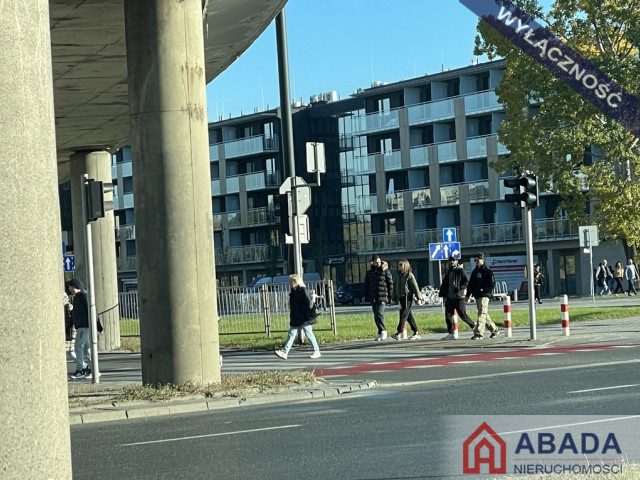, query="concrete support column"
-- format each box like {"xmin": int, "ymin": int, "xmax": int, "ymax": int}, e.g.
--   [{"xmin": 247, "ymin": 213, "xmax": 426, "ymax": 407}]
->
[
  {"xmin": 0, "ymin": 2, "xmax": 72, "ymax": 478},
  {"xmin": 70, "ymin": 151, "xmax": 121, "ymax": 350},
  {"xmin": 124, "ymin": 0, "xmax": 220, "ymax": 384}
]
